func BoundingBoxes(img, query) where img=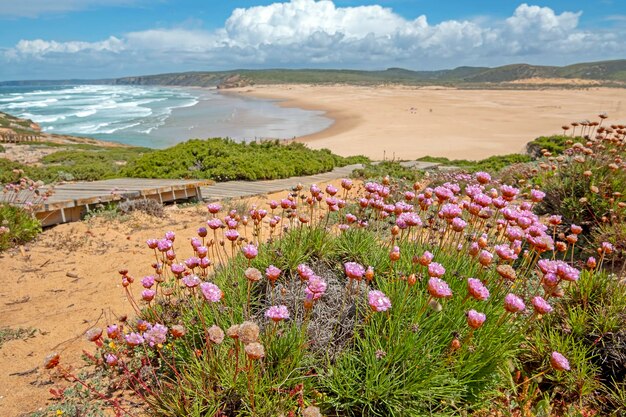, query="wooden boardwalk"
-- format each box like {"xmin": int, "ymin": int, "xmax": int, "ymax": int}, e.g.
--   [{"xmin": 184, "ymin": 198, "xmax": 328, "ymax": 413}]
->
[
  {"xmin": 2, "ymin": 178, "xmax": 210, "ymax": 226},
  {"xmin": 2, "ymin": 162, "xmax": 441, "ymax": 226},
  {"xmin": 200, "ymin": 164, "xmax": 363, "ymax": 201}
]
